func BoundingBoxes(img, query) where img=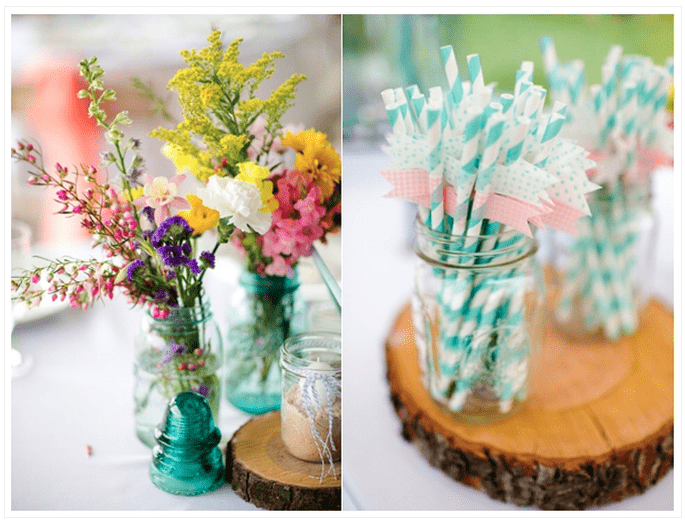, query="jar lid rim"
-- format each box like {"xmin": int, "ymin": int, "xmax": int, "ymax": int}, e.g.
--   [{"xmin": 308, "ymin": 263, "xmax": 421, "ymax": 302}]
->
[{"xmin": 280, "ymin": 332, "xmax": 341, "ymax": 370}]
